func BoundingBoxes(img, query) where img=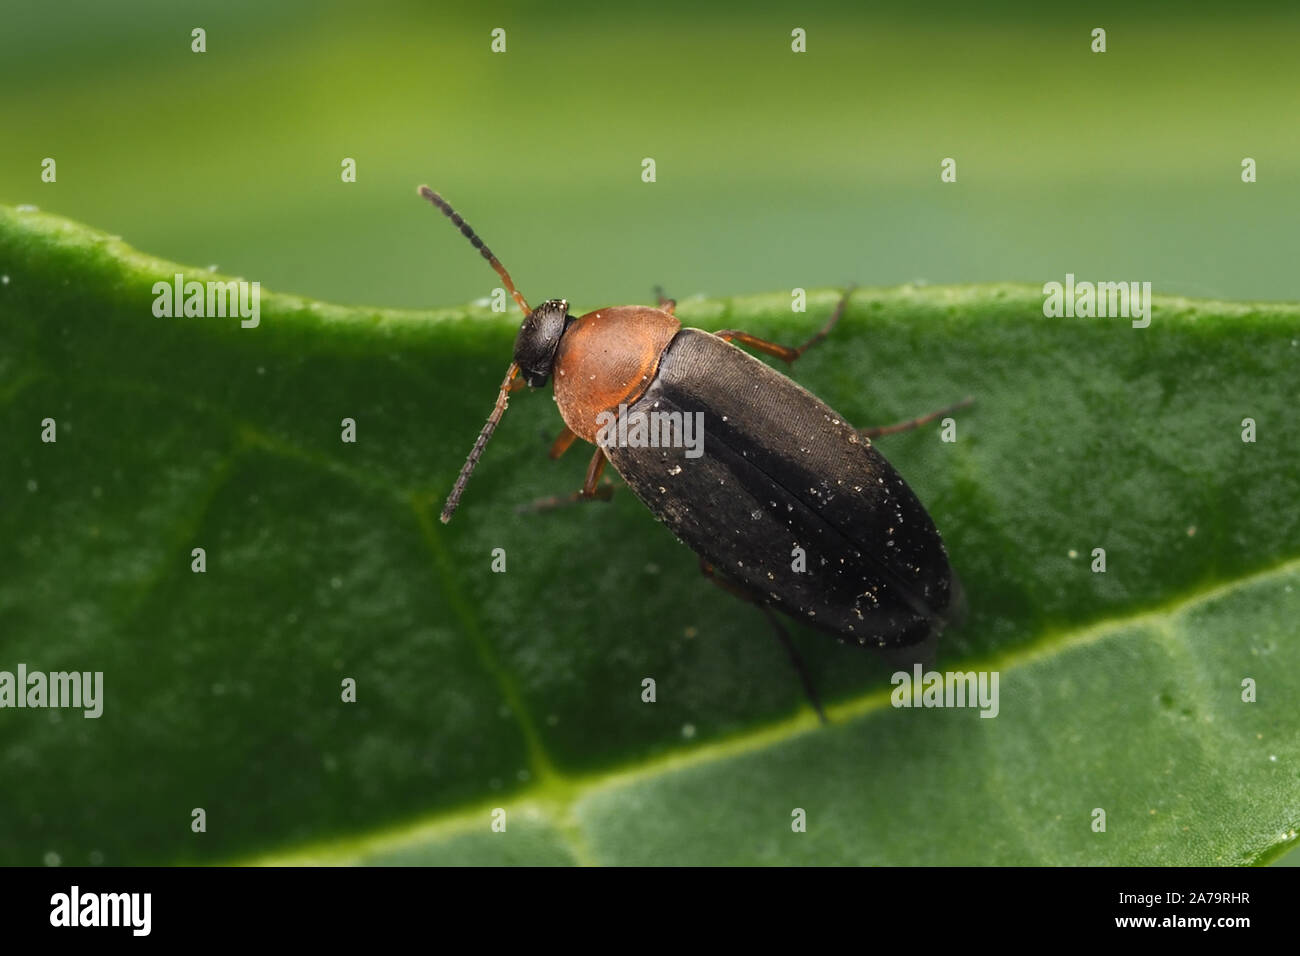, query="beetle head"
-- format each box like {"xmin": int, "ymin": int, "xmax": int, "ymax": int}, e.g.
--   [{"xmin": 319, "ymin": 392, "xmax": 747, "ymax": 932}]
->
[{"xmin": 513, "ymin": 298, "xmax": 573, "ymax": 387}]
